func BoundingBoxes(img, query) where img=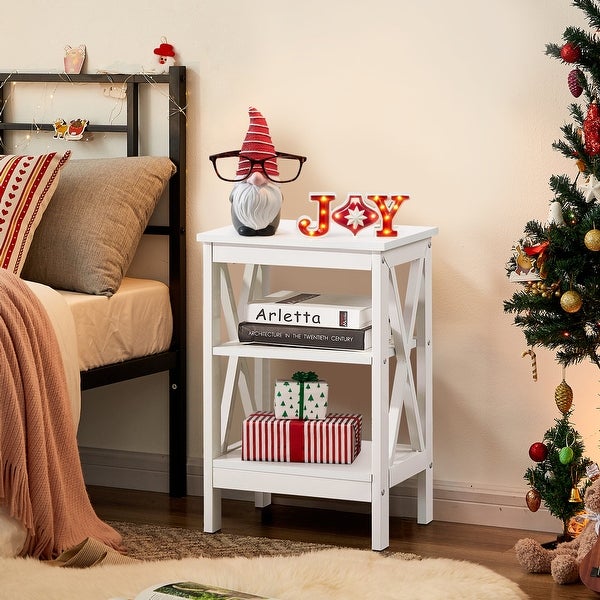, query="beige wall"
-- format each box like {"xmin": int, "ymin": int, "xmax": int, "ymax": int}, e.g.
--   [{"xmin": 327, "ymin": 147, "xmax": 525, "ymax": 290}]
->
[{"xmin": 4, "ymin": 1, "xmax": 599, "ymax": 528}]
